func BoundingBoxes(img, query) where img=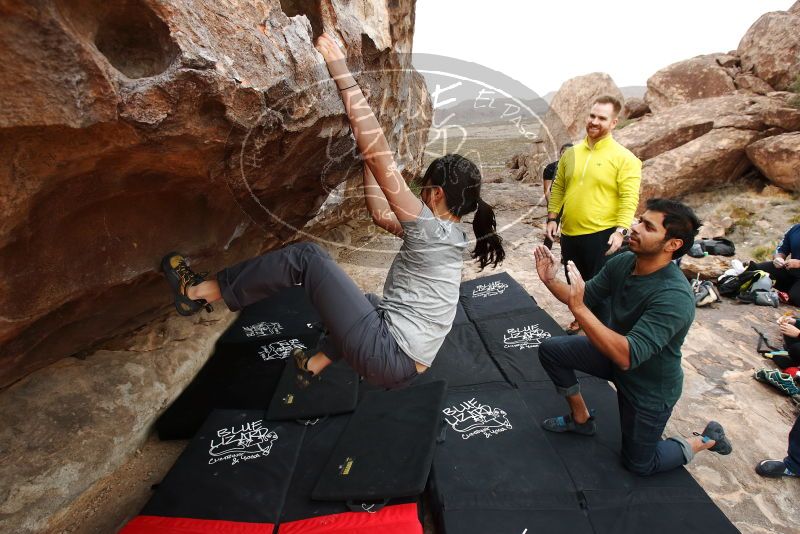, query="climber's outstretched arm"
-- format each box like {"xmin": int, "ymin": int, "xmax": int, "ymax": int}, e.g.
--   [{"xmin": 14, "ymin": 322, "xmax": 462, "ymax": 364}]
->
[
  {"xmin": 363, "ymin": 165, "xmax": 403, "ymax": 236},
  {"xmin": 316, "ymin": 33, "xmax": 422, "ymax": 223}
]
